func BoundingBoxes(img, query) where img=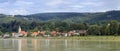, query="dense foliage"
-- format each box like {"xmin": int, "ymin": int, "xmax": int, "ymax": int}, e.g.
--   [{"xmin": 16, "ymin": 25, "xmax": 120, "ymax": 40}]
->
[{"xmin": 0, "ymin": 20, "xmax": 120, "ymax": 36}]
